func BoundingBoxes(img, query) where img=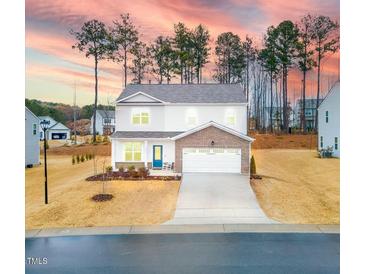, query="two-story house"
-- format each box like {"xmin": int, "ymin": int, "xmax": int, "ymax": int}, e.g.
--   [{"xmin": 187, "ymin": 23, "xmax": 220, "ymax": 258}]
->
[
  {"xmin": 318, "ymin": 81, "xmax": 340, "ymax": 157},
  {"xmin": 25, "ymin": 107, "xmax": 40, "ymax": 167},
  {"xmin": 111, "ymin": 84, "xmax": 254, "ymax": 174},
  {"xmin": 89, "ymin": 110, "xmax": 116, "ymax": 135},
  {"xmin": 294, "ymin": 98, "xmax": 324, "ymax": 130}
]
